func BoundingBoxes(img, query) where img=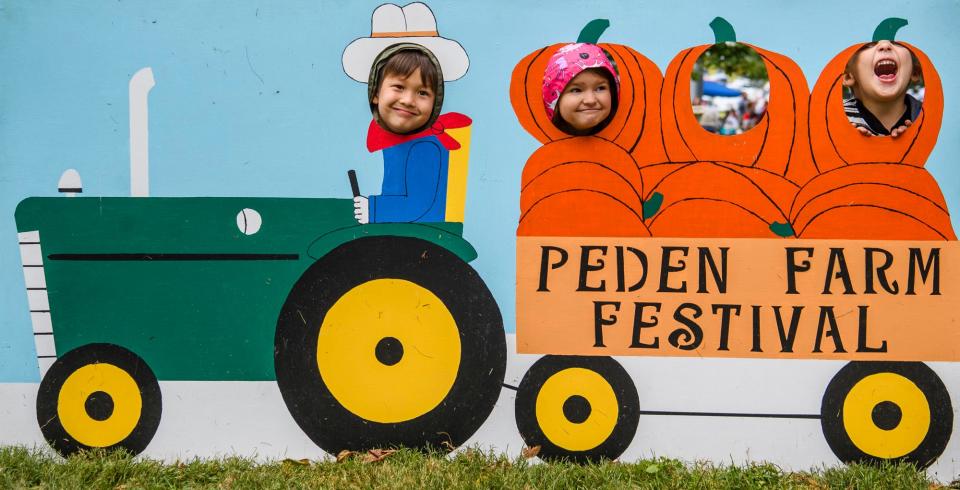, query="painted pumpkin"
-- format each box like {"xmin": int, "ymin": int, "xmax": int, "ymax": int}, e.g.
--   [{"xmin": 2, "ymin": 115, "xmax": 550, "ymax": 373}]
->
[
  {"xmin": 790, "ymin": 163, "xmax": 956, "ymax": 240},
  {"xmin": 808, "ymin": 18, "xmax": 943, "ymax": 172},
  {"xmin": 518, "ymin": 137, "xmax": 650, "ymax": 237},
  {"xmin": 643, "ymin": 161, "xmax": 798, "ymax": 238},
  {"xmin": 510, "ymin": 19, "xmax": 666, "ymax": 165},
  {"xmin": 660, "ymin": 17, "xmax": 816, "ymax": 186}
]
